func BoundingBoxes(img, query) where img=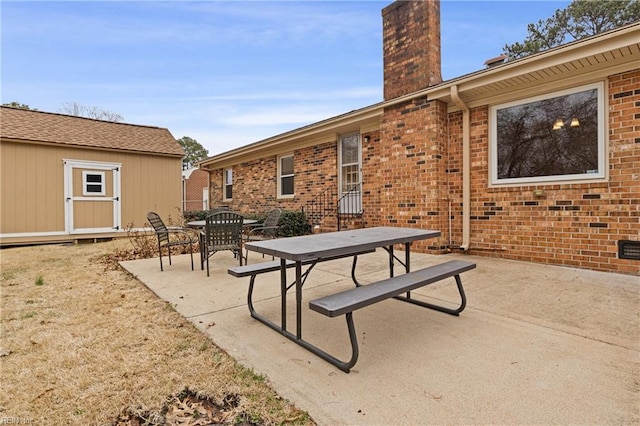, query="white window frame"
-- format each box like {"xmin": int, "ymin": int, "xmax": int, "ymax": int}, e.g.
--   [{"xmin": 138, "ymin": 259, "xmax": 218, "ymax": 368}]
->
[
  {"xmin": 277, "ymin": 154, "xmax": 295, "ymax": 198},
  {"xmin": 489, "ymin": 82, "xmax": 606, "ymax": 186},
  {"xmin": 82, "ymin": 170, "xmax": 106, "ymax": 196},
  {"xmin": 223, "ymin": 168, "xmax": 233, "ymax": 201}
]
